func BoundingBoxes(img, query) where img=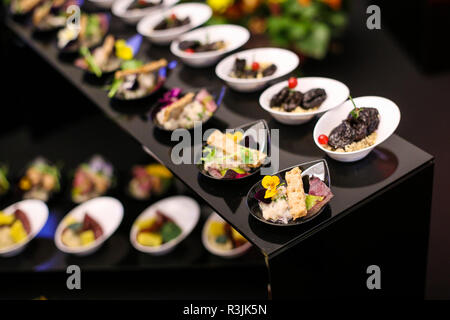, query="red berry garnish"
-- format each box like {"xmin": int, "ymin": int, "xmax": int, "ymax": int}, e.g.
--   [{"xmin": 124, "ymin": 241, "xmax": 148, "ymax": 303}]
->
[
  {"xmin": 288, "ymin": 77, "xmax": 298, "ymax": 89},
  {"xmin": 170, "ymin": 13, "xmax": 177, "ymax": 20},
  {"xmin": 318, "ymin": 134, "xmax": 329, "ymax": 145},
  {"xmin": 185, "ymin": 48, "xmax": 194, "ymax": 54},
  {"xmin": 251, "ymin": 62, "xmax": 260, "ymax": 71}
]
